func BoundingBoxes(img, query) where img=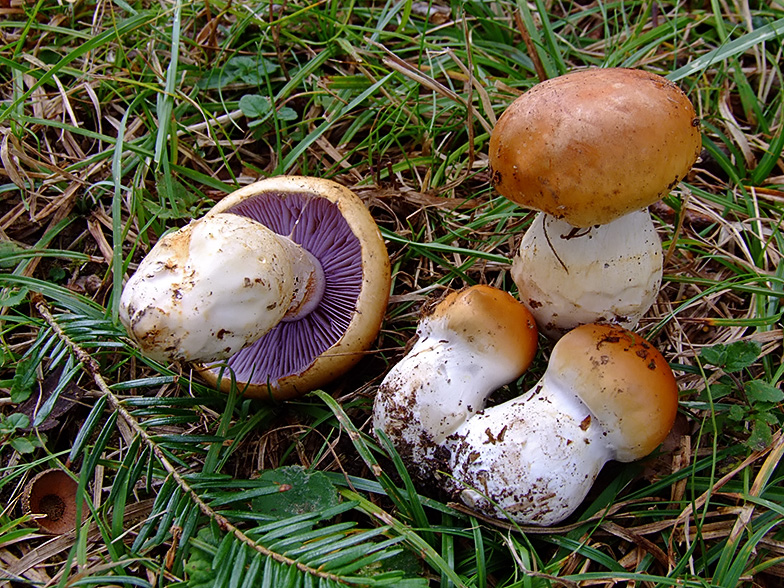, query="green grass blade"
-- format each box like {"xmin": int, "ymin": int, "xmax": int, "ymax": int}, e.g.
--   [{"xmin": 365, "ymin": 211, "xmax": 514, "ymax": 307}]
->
[{"xmin": 668, "ymin": 17, "xmax": 784, "ymax": 81}]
